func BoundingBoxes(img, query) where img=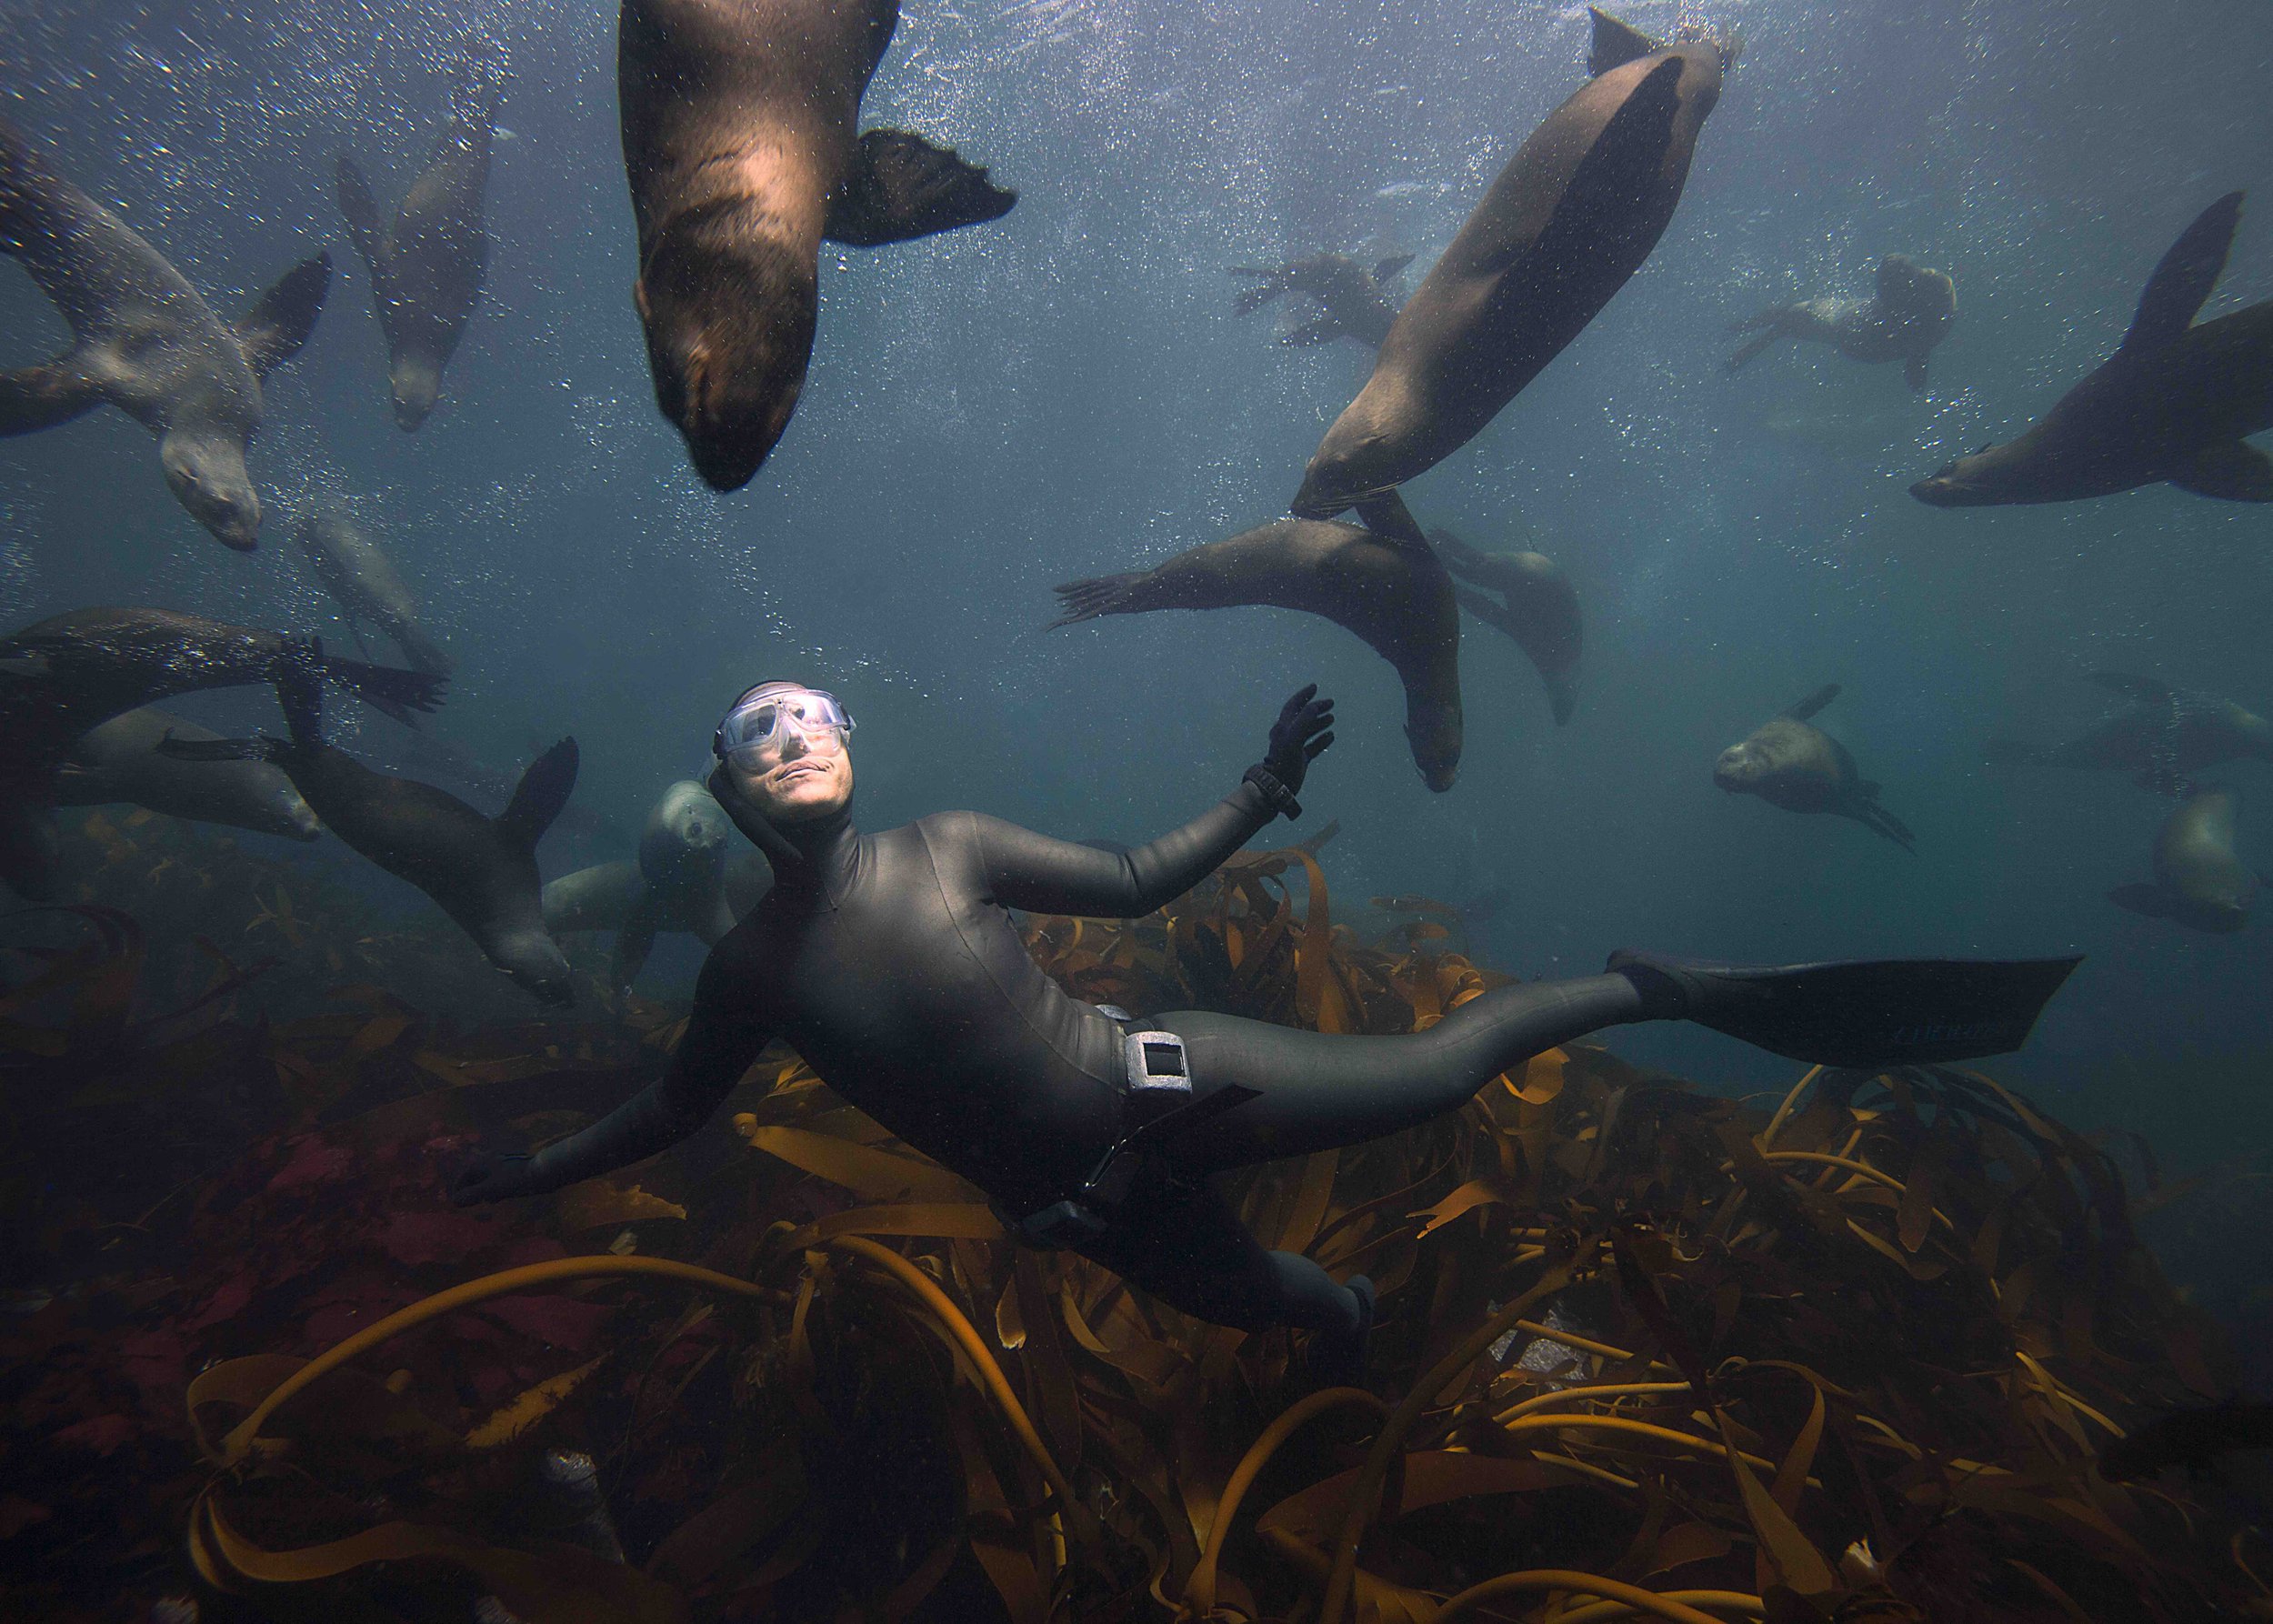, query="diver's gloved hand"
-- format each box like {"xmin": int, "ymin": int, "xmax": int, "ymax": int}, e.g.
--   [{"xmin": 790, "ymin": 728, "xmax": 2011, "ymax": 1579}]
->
[
  {"xmin": 449, "ymin": 1148, "xmax": 545, "ymax": 1208},
  {"xmin": 706, "ymin": 761, "xmax": 797, "ymax": 866},
  {"xmin": 1245, "ymin": 684, "xmax": 1336, "ymax": 819}
]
